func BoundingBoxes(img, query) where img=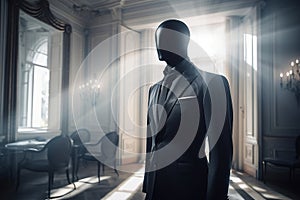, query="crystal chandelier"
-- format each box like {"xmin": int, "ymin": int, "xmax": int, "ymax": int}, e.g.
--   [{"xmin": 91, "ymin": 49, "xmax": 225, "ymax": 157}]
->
[
  {"xmin": 79, "ymin": 79, "xmax": 101, "ymax": 106},
  {"xmin": 280, "ymin": 59, "xmax": 300, "ymax": 105}
]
